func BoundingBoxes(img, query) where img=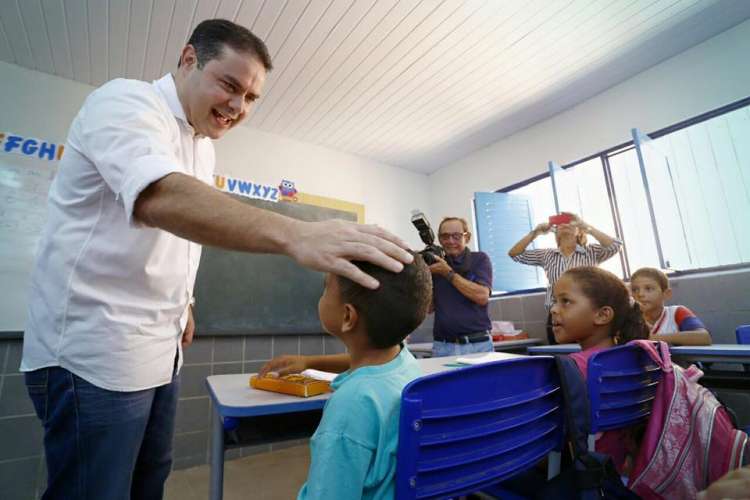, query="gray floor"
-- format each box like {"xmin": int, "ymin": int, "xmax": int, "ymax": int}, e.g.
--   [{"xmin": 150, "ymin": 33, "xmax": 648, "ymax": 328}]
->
[{"xmin": 165, "ymin": 445, "xmax": 311, "ymax": 500}]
